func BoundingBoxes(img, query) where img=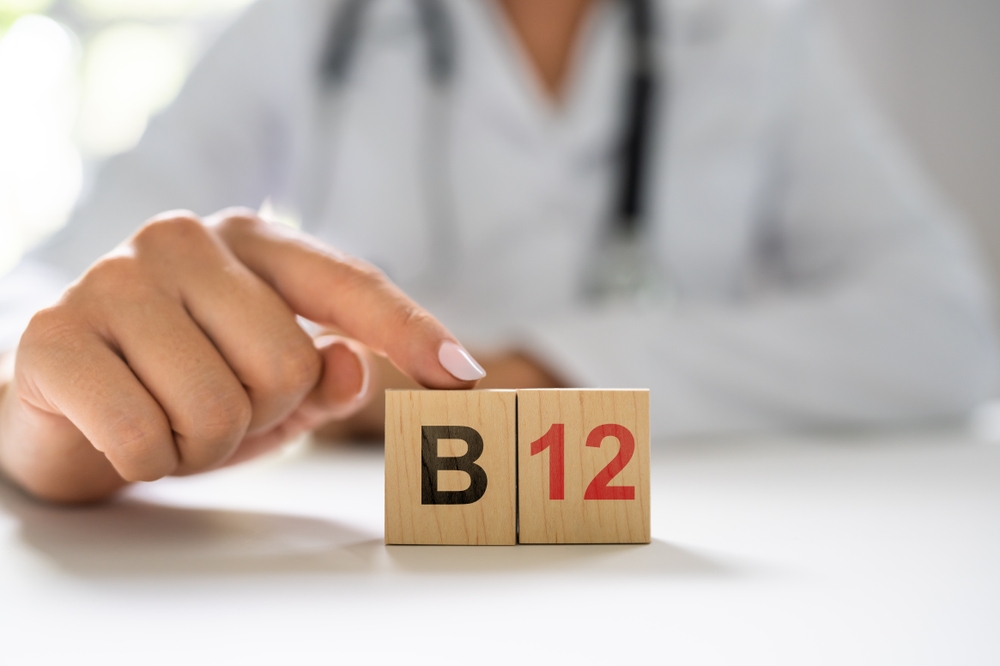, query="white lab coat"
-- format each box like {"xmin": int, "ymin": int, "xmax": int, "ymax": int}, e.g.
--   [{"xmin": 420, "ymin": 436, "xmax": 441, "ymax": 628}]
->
[{"xmin": 1, "ymin": 0, "xmax": 996, "ymax": 437}]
